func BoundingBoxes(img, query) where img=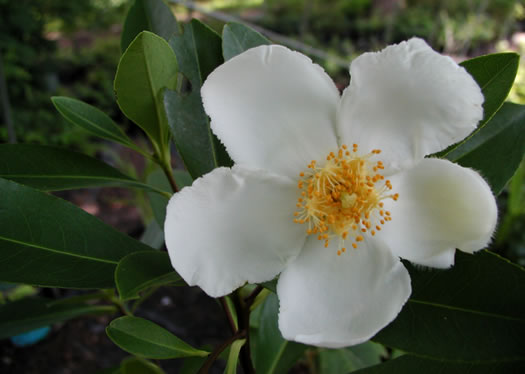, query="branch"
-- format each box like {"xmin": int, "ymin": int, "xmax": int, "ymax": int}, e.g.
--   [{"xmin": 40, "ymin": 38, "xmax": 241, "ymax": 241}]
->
[{"xmin": 198, "ymin": 330, "xmax": 246, "ymax": 374}]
